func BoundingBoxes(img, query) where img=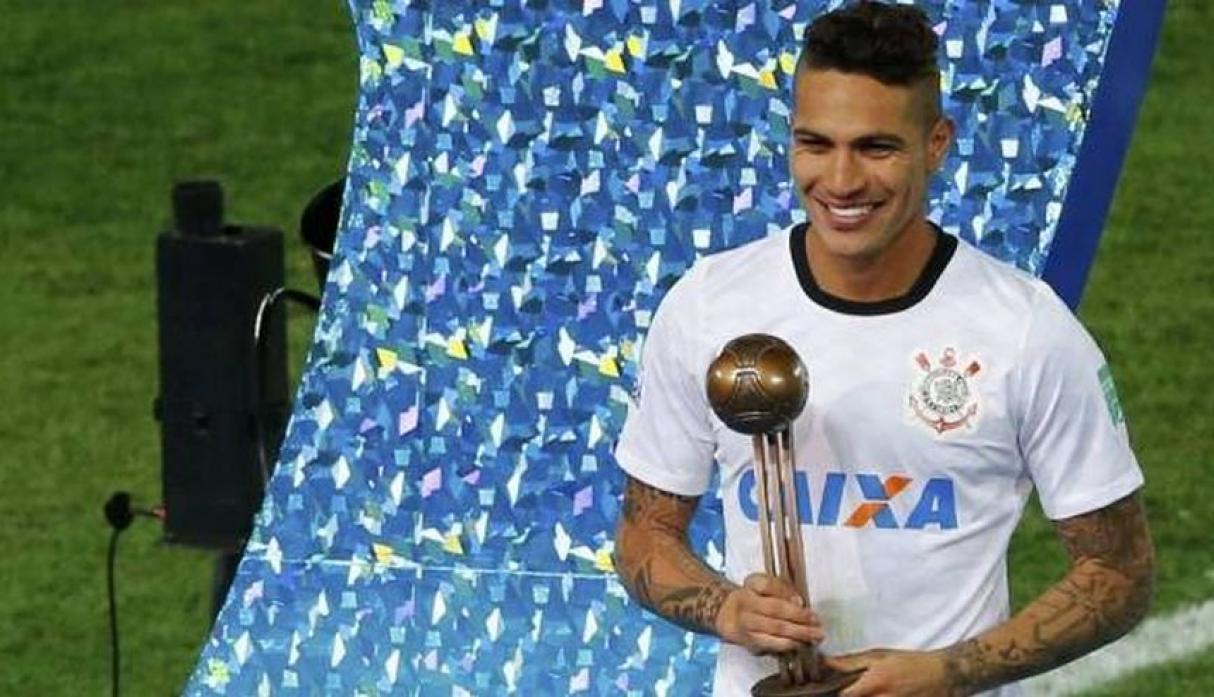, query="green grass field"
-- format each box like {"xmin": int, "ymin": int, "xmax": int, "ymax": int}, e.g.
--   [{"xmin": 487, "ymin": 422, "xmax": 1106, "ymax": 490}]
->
[{"xmin": 1, "ymin": 2, "xmax": 1210, "ymax": 695}]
